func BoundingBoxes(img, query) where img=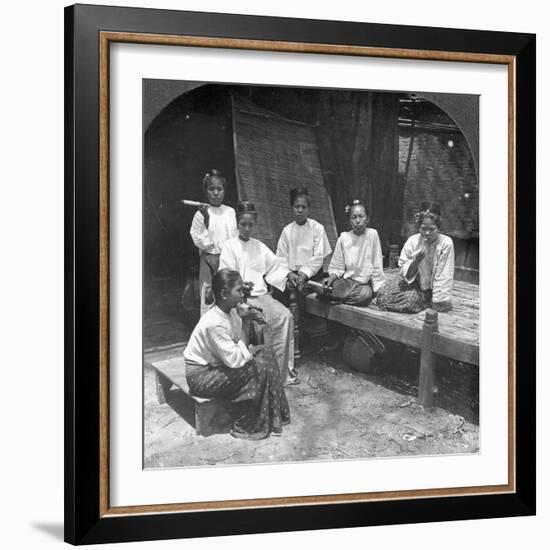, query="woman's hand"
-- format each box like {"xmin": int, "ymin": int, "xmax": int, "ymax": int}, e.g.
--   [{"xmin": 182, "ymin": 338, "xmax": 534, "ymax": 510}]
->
[
  {"xmin": 296, "ymin": 271, "xmax": 308, "ymax": 290},
  {"xmin": 287, "ymin": 271, "xmax": 300, "ymax": 289},
  {"xmin": 241, "ymin": 281, "xmax": 254, "ymax": 300},
  {"xmin": 198, "ymin": 204, "xmax": 210, "ymax": 228},
  {"xmin": 248, "ymin": 344, "xmax": 263, "ymax": 356},
  {"xmin": 236, "ymin": 303, "xmax": 249, "ymax": 317},
  {"xmin": 323, "ymin": 274, "xmax": 338, "ymax": 290},
  {"xmin": 405, "ymin": 242, "xmax": 429, "ymax": 280},
  {"xmin": 415, "ymin": 241, "xmax": 429, "ymax": 262},
  {"xmin": 237, "ymin": 303, "xmax": 266, "ymax": 324}
]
